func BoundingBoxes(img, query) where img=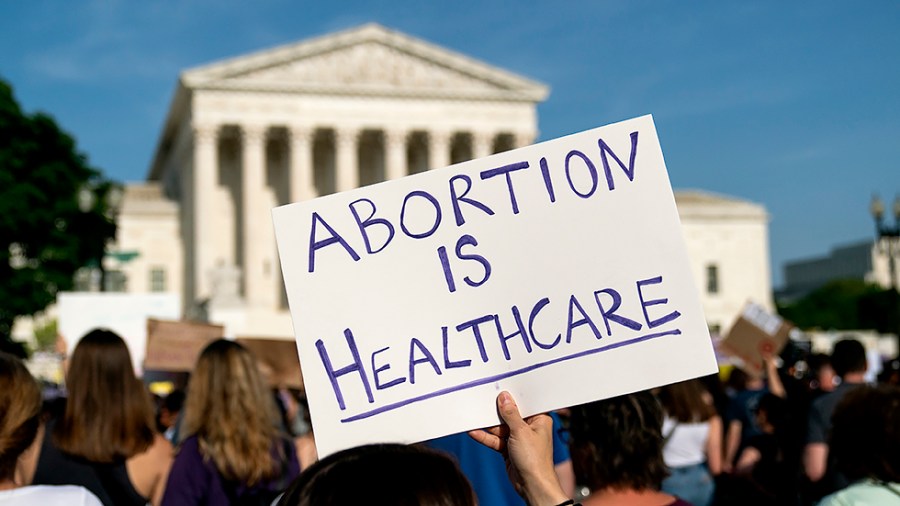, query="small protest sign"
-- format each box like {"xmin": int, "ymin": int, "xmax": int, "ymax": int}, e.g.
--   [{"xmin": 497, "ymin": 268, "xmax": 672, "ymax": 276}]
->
[
  {"xmin": 236, "ymin": 338, "xmax": 304, "ymax": 389},
  {"xmin": 721, "ymin": 301, "xmax": 792, "ymax": 374},
  {"xmin": 273, "ymin": 115, "xmax": 717, "ymax": 456},
  {"xmin": 144, "ymin": 319, "xmax": 223, "ymax": 372}
]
